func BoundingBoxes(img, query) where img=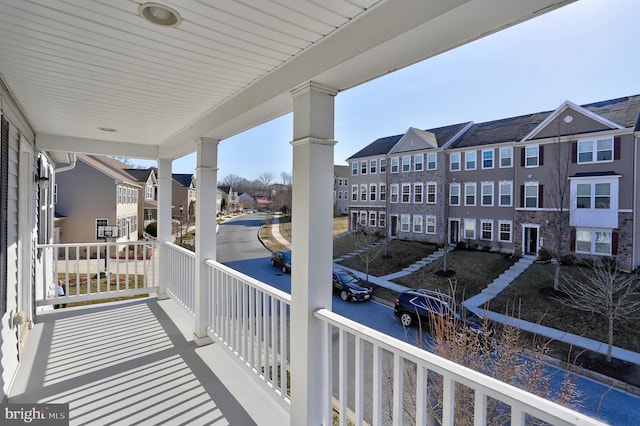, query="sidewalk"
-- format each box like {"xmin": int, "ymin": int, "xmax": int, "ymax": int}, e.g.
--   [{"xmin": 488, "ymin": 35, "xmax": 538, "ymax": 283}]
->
[{"xmin": 264, "ymin": 221, "xmax": 640, "ymax": 366}]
